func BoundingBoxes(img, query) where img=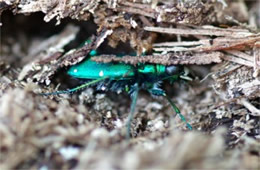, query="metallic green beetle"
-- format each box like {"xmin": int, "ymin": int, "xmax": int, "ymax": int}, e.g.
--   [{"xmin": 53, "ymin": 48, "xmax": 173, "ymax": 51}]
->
[{"xmin": 44, "ymin": 50, "xmax": 192, "ymax": 138}]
